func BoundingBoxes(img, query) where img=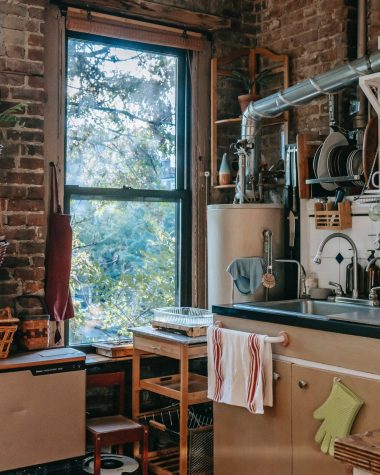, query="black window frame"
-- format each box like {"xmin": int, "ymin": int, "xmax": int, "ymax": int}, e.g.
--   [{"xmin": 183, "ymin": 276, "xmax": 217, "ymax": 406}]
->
[{"xmin": 64, "ymin": 31, "xmax": 192, "ymax": 348}]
